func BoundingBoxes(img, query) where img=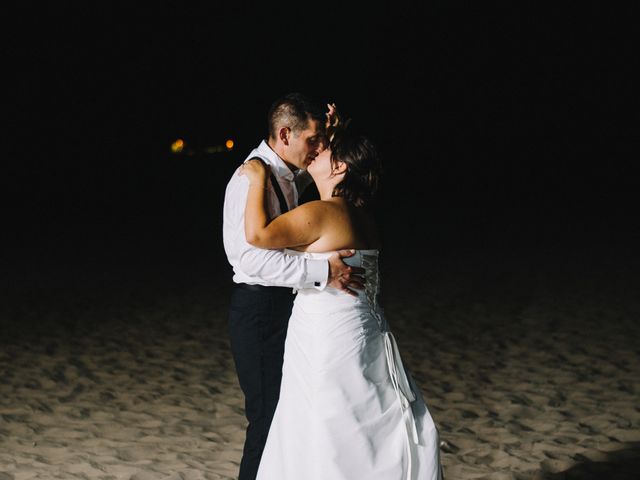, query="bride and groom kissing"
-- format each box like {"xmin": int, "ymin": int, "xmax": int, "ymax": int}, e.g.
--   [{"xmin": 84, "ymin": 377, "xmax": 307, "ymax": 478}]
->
[{"xmin": 223, "ymin": 93, "xmax": 442, "ymax": 479}]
